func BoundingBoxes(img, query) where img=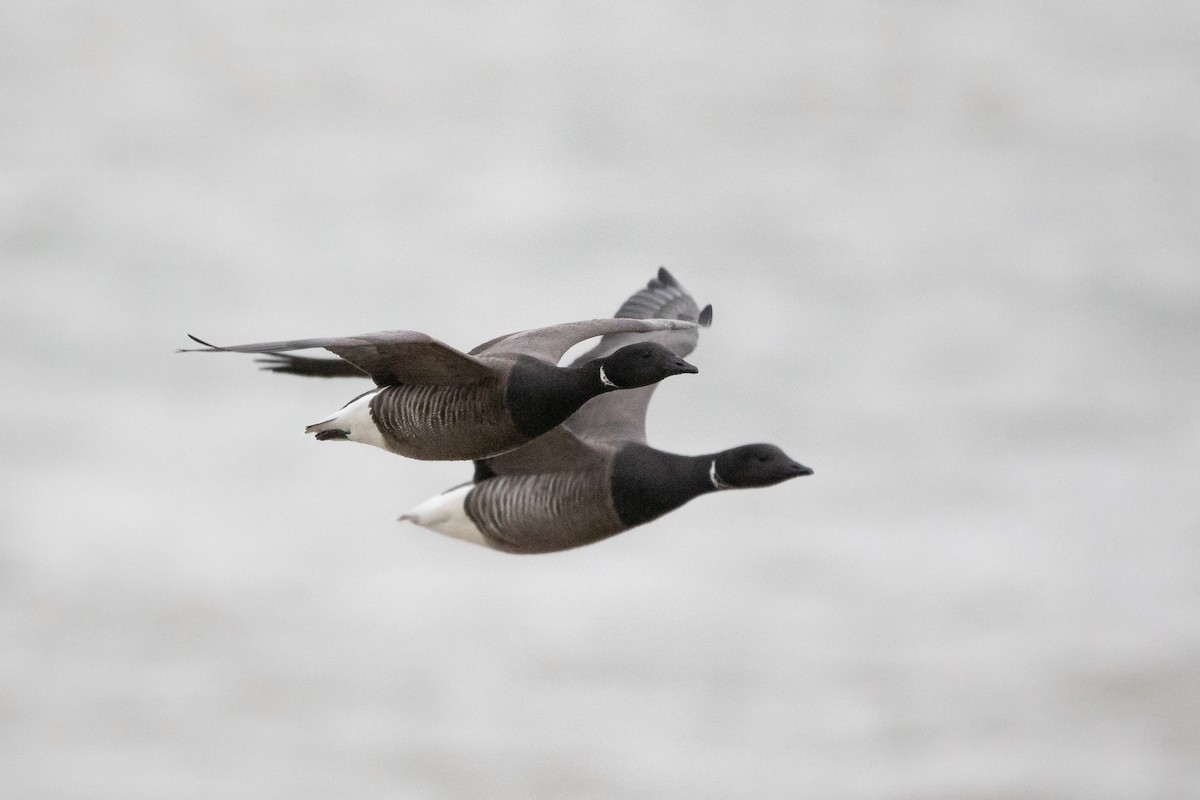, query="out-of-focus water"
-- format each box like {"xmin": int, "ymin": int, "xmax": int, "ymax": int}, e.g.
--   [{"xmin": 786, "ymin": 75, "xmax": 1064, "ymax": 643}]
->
[{"xmin": 3, "ymin": 2, "xmax": 1198, "ymax": 798}]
